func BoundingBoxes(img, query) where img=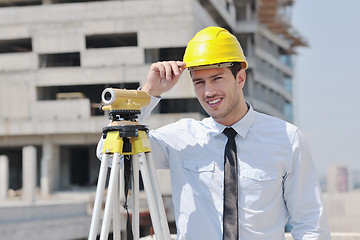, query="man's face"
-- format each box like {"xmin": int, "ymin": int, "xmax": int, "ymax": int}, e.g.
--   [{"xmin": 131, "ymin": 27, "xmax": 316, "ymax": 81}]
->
[{"xmin": 191, "ymin": 67, "xmax": 246, "ymax": 126}]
